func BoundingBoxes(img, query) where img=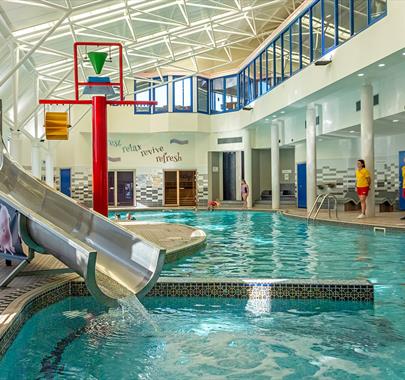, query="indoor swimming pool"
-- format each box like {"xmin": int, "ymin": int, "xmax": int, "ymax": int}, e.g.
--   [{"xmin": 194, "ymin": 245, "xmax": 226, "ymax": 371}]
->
[
  {"xmin": 1, "ymin": 295, "xmax": 405, "ymax": 379},
  {"xmin": 111, "ymin": 210, "xmax": 405, "ymax": 283},
  {"xmin": 1, "ymin": 210, "xmax": 405, "ymax": 379}
]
